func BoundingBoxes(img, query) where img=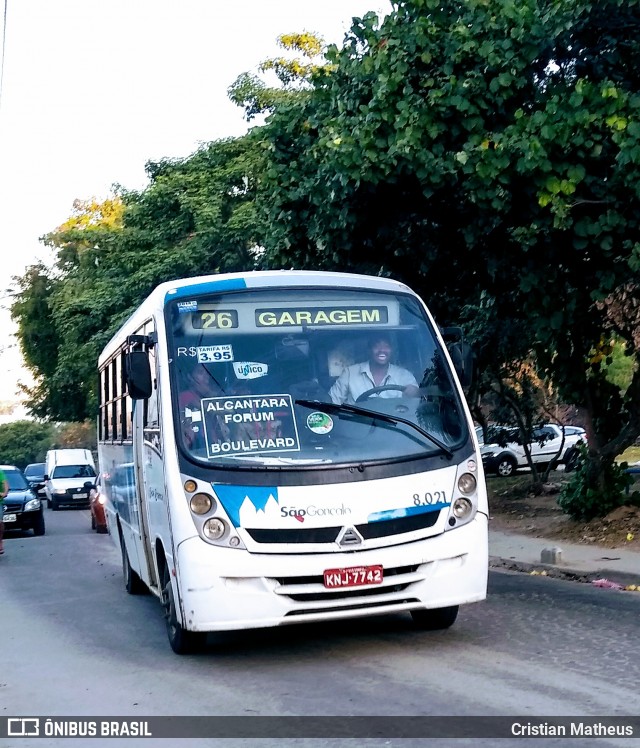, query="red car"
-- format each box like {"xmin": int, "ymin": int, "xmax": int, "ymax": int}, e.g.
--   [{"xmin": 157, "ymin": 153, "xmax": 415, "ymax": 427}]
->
[{"xmin": 89, "ymin": 475, "xmax": 108, "ymax": 534}]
